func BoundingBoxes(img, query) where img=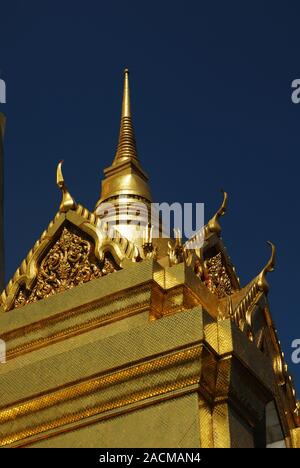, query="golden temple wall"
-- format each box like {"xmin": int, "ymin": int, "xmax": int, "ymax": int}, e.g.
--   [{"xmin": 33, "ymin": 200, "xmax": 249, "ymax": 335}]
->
[{"xmin": 0, "ymin": 260, "xmax": 282, "ymax": 447}]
